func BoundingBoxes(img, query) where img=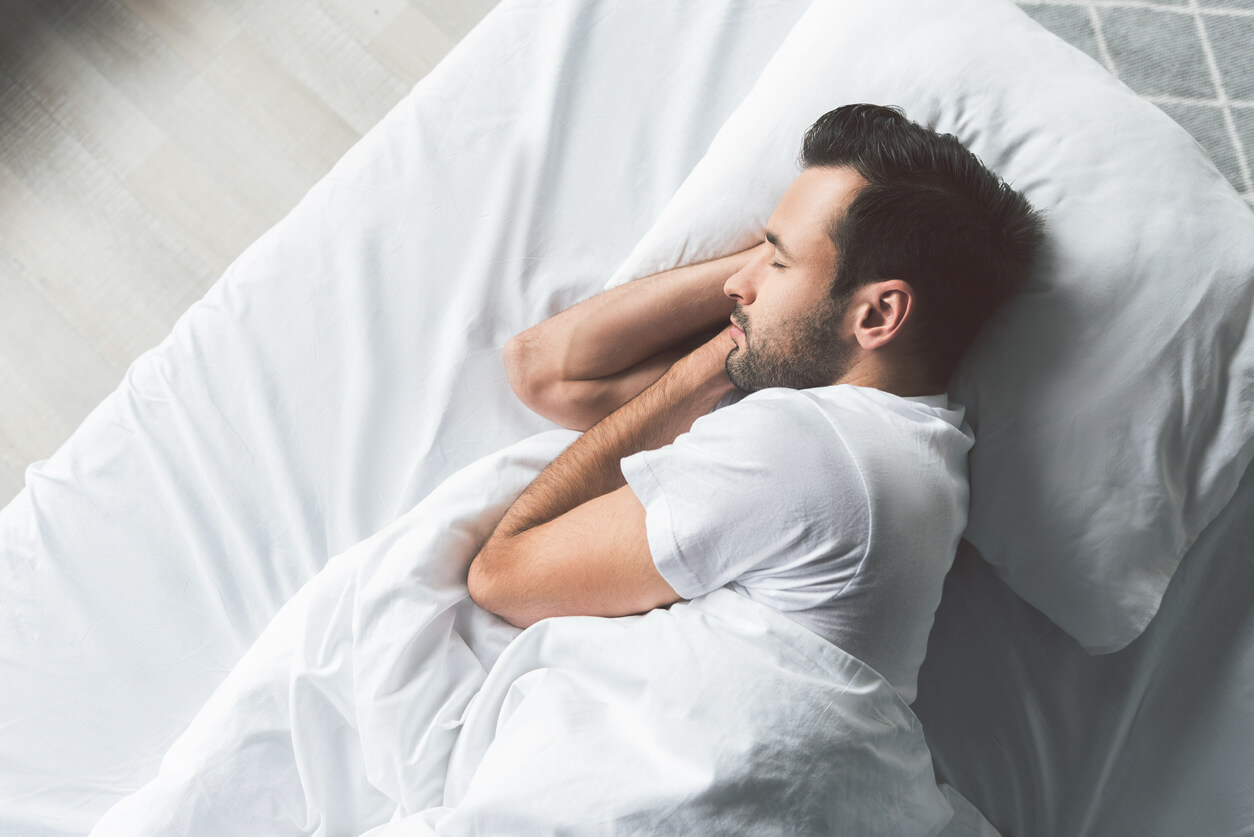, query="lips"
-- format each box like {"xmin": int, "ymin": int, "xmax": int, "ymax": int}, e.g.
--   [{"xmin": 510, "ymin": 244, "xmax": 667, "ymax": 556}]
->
[{"xmin": 730, "ymin": 313, "xmax": 746, "ymax": 341}]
